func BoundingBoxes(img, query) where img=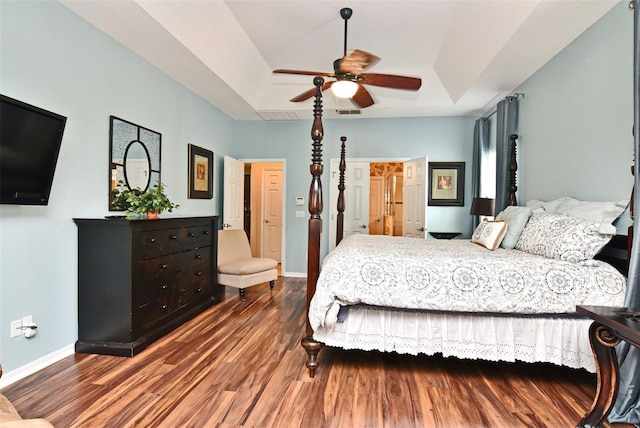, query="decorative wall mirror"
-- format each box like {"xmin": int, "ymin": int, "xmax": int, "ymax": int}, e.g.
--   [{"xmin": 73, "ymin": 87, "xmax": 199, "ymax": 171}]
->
[{"xmin": 109, "ymin": 116, "xmax": 161, "ymax": 211}]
